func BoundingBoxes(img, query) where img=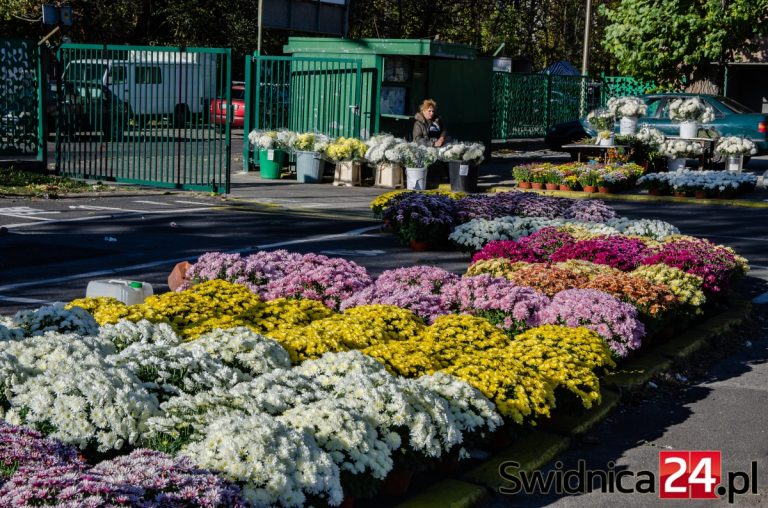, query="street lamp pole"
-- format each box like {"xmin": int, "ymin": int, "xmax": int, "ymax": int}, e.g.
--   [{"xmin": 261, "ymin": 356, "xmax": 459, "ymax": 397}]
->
[
  {"xmin": 257, "ymin": 0, "xmax": 263, "ymax": 55},
  {"xmin": 581, "ymin": 0, "xmax": 592, "ymax": 76}
]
